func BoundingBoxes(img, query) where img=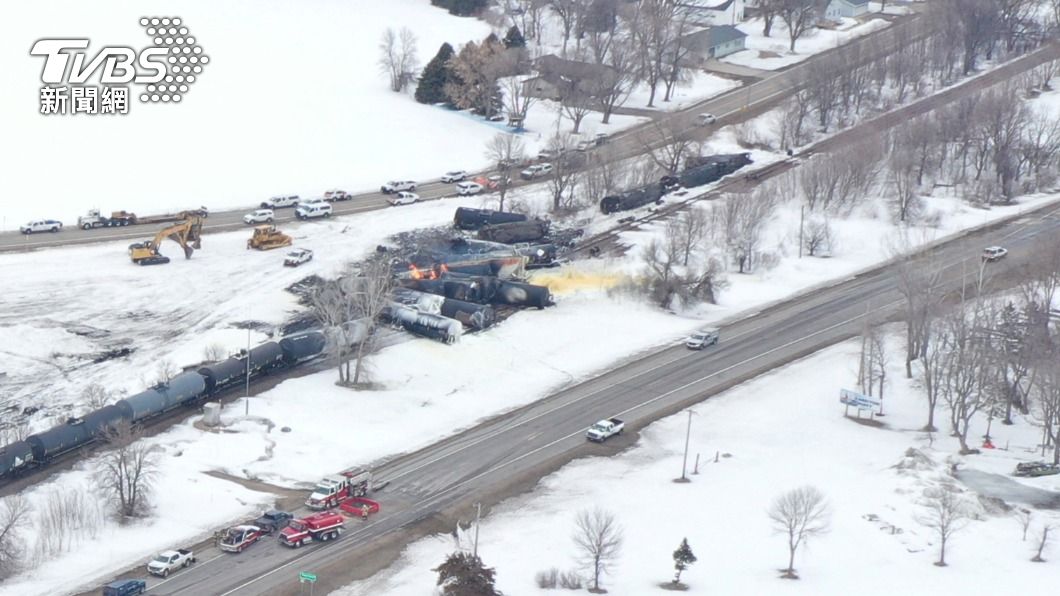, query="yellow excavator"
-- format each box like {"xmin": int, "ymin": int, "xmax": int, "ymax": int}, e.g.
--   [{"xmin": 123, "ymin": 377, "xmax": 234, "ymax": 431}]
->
[
  {"xmin": 246, "ymin": 224, "xmax": 293, "ymax": 250},
  {"xmin": 128, "ymin": 215, "xmax": 204, "ymax": 265}
]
